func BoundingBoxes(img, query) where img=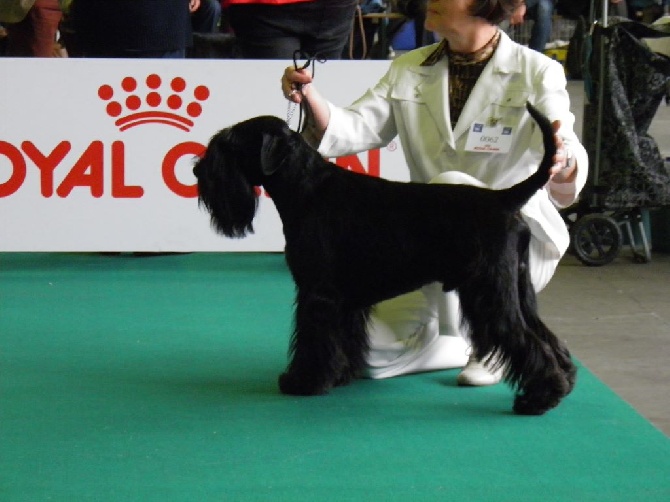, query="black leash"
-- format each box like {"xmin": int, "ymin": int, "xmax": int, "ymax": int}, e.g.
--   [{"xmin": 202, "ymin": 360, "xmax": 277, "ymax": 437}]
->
[{"xmin": 286, "ymin": 49, "xmax": 326, "ymax": 133}]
